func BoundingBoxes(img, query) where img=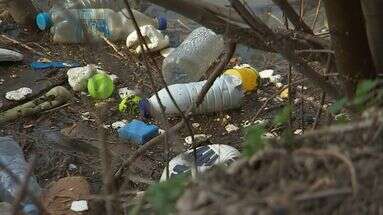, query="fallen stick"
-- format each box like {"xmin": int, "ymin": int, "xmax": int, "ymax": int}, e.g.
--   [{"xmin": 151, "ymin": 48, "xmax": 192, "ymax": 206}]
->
[
  {"xmin": 1, "ymin": 34, "xmax": 44, "ymax": 56},
  {"xmin": 0, "ymin": 86, "xmax": 73, "ymax": 124}
]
